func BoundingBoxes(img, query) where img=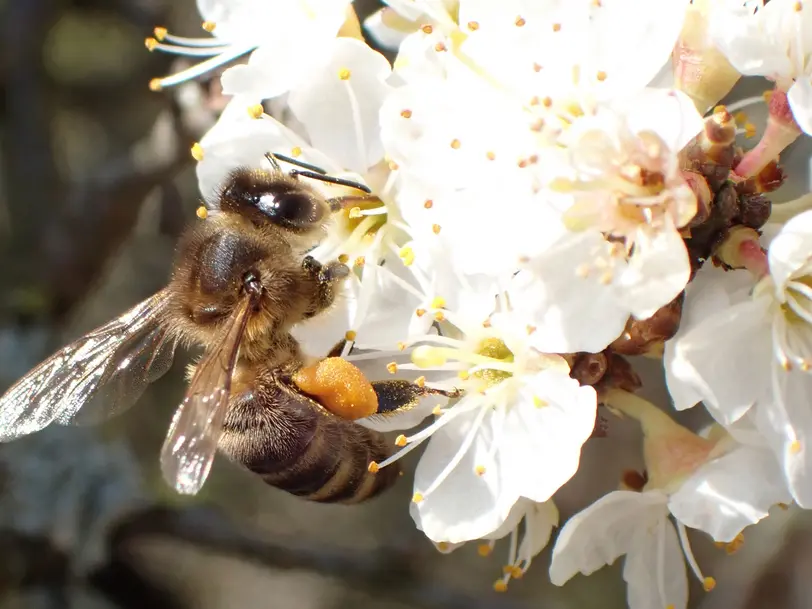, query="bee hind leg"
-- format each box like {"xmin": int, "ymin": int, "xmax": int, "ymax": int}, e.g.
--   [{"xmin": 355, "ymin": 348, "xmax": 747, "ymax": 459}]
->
[{"xmin": 371, "ymin": 380, "xmax": 461, "ymax": 416}]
